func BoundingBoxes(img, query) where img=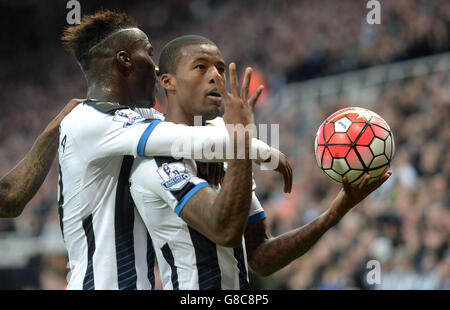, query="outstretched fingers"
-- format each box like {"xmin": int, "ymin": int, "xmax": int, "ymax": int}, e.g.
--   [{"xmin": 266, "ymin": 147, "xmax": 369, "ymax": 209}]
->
[
  {"xmin": 358, "ymin": 173, "xmax": 370, "ymax": 191},
  {"xmin": 229, "ymin": 62, "xmax": 239, "ymax": 97},
  {"xmin": 343, "ymin": 168, "xmax": 392, "ymax": 195},
  {"xmin": 241, "ymin": 67, "xmax": 252, "ymax": 102},
  {"xmin": 342, "ymin": 176, "xmax": 351, "ymax": 193},
  {"xmin": 248, "ymin": 85, "xmax": 264, "ymax": 108},
  {"xmin": 366, "ymin": 169, "xmax": 392, "ymax": 193}
]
